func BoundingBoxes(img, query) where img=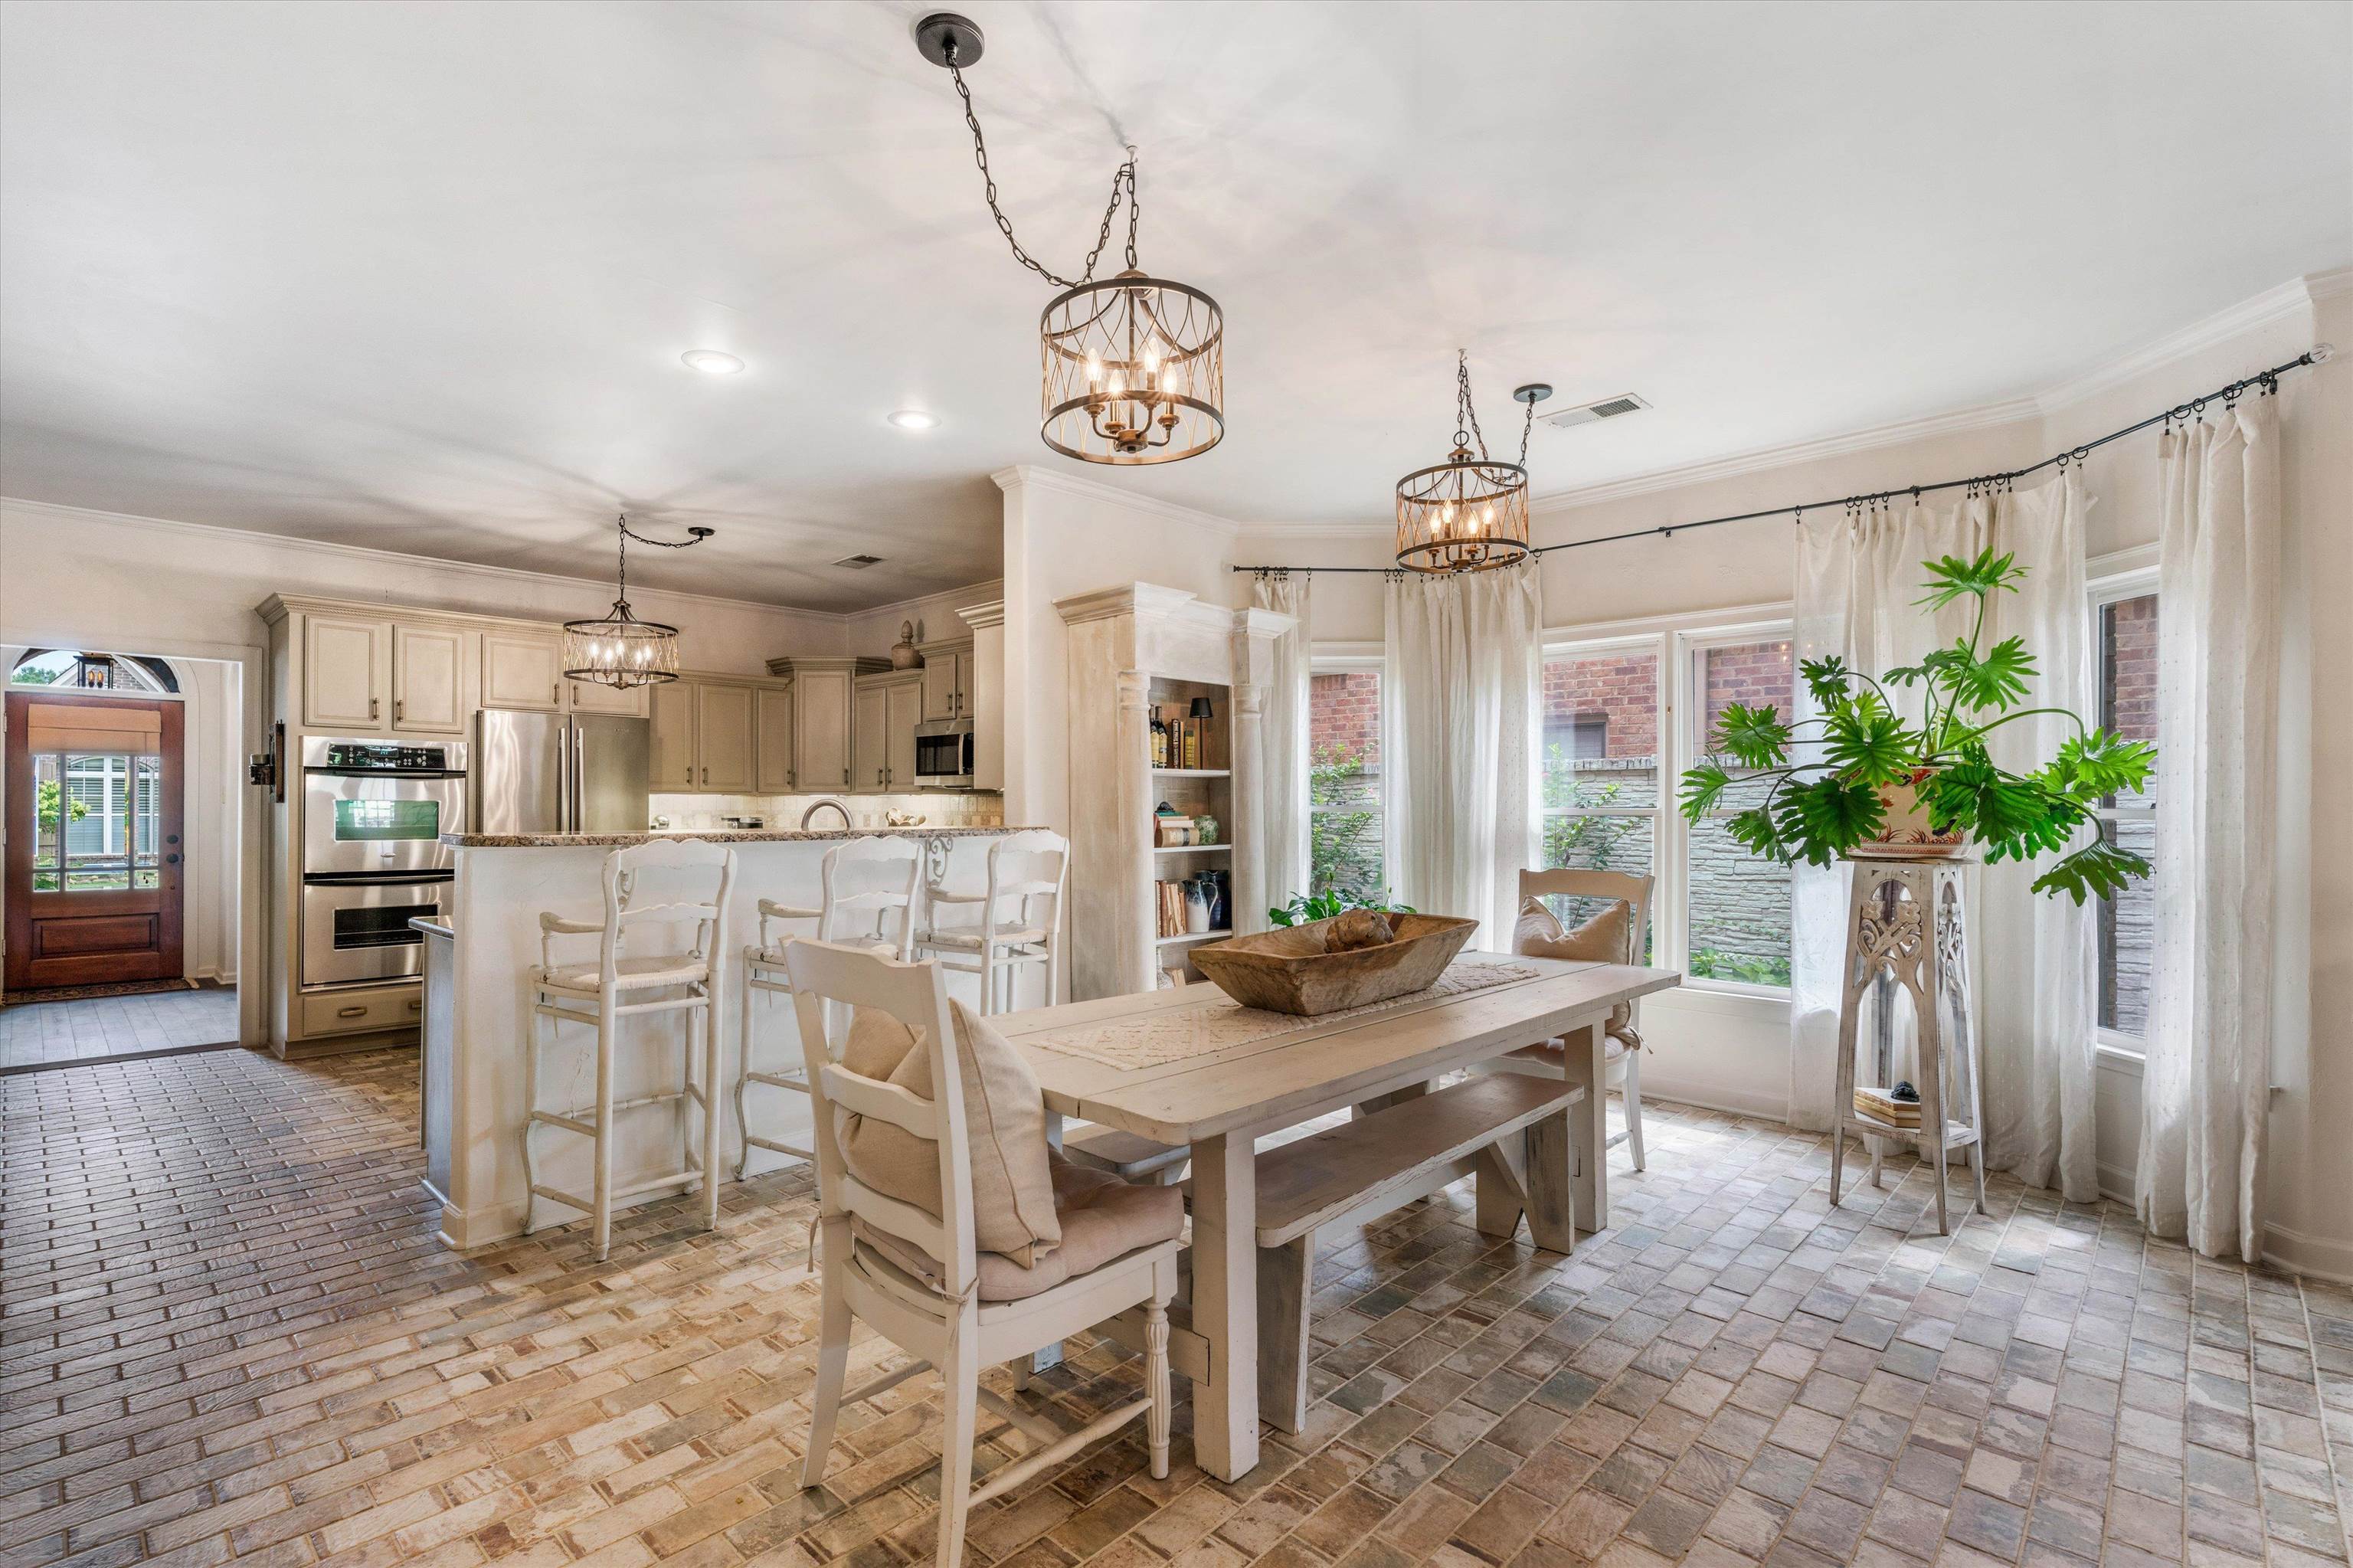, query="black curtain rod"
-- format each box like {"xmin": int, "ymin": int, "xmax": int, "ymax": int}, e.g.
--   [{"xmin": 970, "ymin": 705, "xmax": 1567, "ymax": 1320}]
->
[{"xmin": 1234, "ymin": 345, "xmax": 2332, "ymax": 577}]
